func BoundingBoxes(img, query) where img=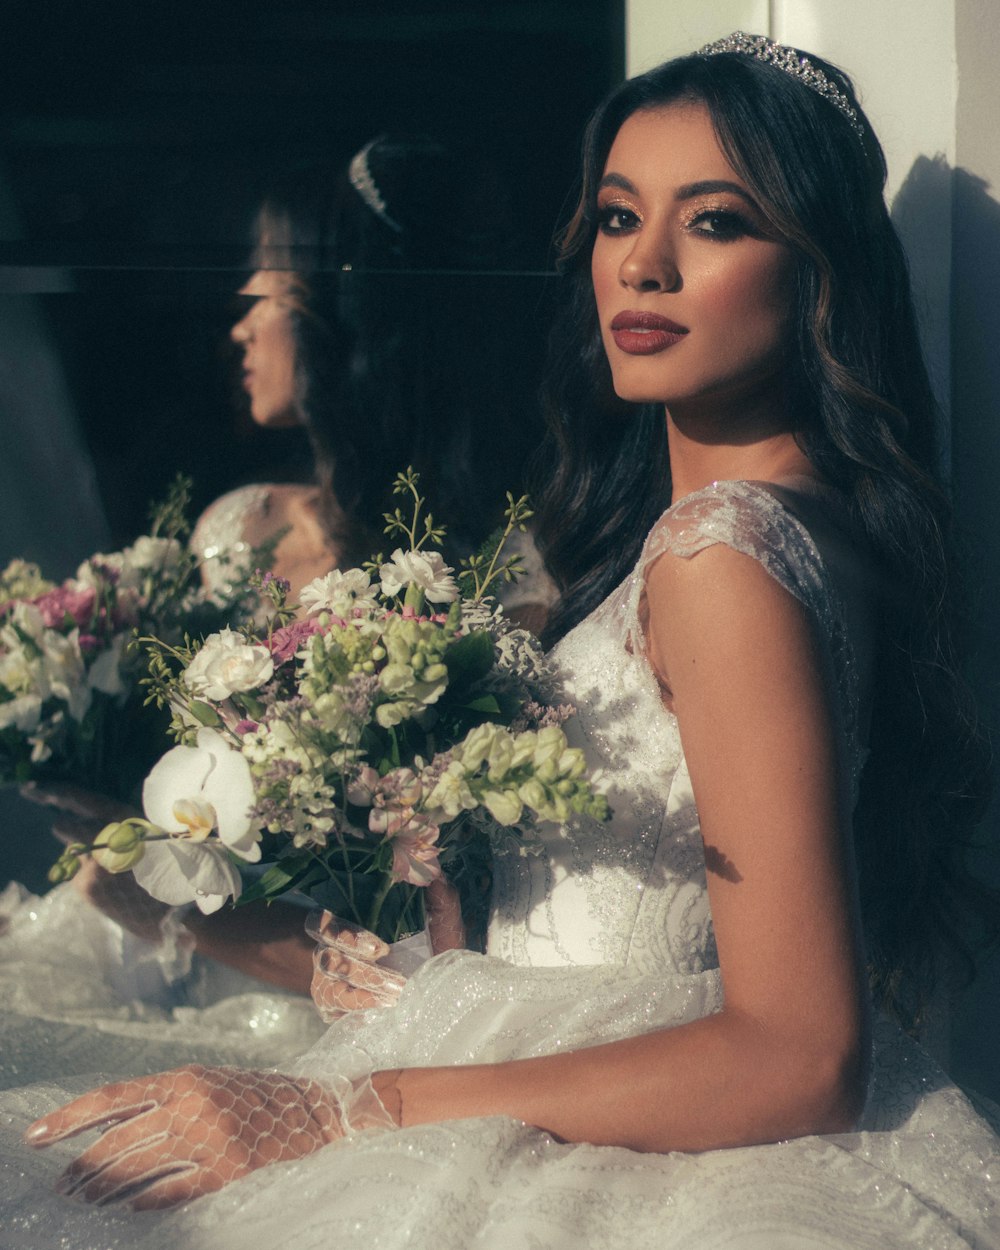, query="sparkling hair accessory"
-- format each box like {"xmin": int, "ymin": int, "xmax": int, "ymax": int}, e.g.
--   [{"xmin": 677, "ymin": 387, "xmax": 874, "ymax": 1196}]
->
[
  {"xmin": 348, "ymin": 139, "xmax": 403, "ymax": 233},
  {"xmin": 699, "ymin": 31, "xmax": 864, "ymax": 140}
]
